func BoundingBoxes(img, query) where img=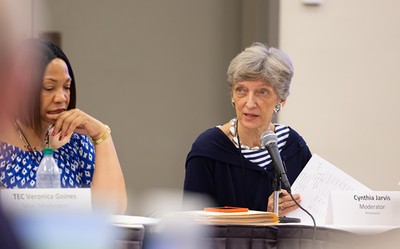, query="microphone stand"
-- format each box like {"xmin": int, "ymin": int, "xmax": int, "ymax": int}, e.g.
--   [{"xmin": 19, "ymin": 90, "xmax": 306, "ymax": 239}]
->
[
  {"xmin": 272, "ymin": 173, "xmax": 301, "ymax": 223},
  {"xmin": 272, "ymin": 175, "xmax": 281, "ymax": 216}
]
